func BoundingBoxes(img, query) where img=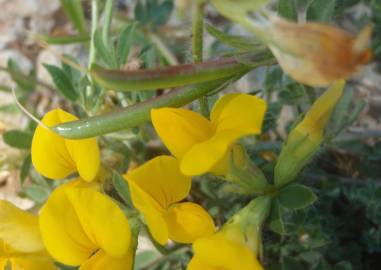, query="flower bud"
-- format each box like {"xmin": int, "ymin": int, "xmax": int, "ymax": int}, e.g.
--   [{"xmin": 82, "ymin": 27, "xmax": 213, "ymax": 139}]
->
[
  {"xmin": 225, "ymin": 196, "xmax": 271, "ymax": 255},
  {"xmin": 225, "ymin": 144, "xmax": 269, "ymax": 194},
  {"xmin": 274, "ymin": 80, "xmax": 345, "ymax": 187}
]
